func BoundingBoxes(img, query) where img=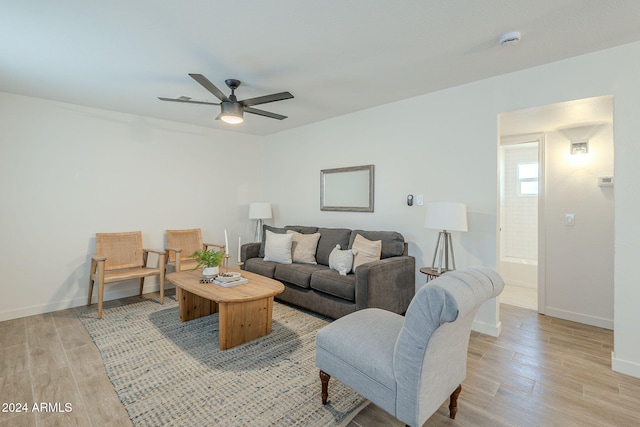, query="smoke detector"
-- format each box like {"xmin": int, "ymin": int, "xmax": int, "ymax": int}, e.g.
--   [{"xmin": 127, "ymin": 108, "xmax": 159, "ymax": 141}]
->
[{"xmin": 499, "ymin": 31, "xmax": 521, "ymax": 46}]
